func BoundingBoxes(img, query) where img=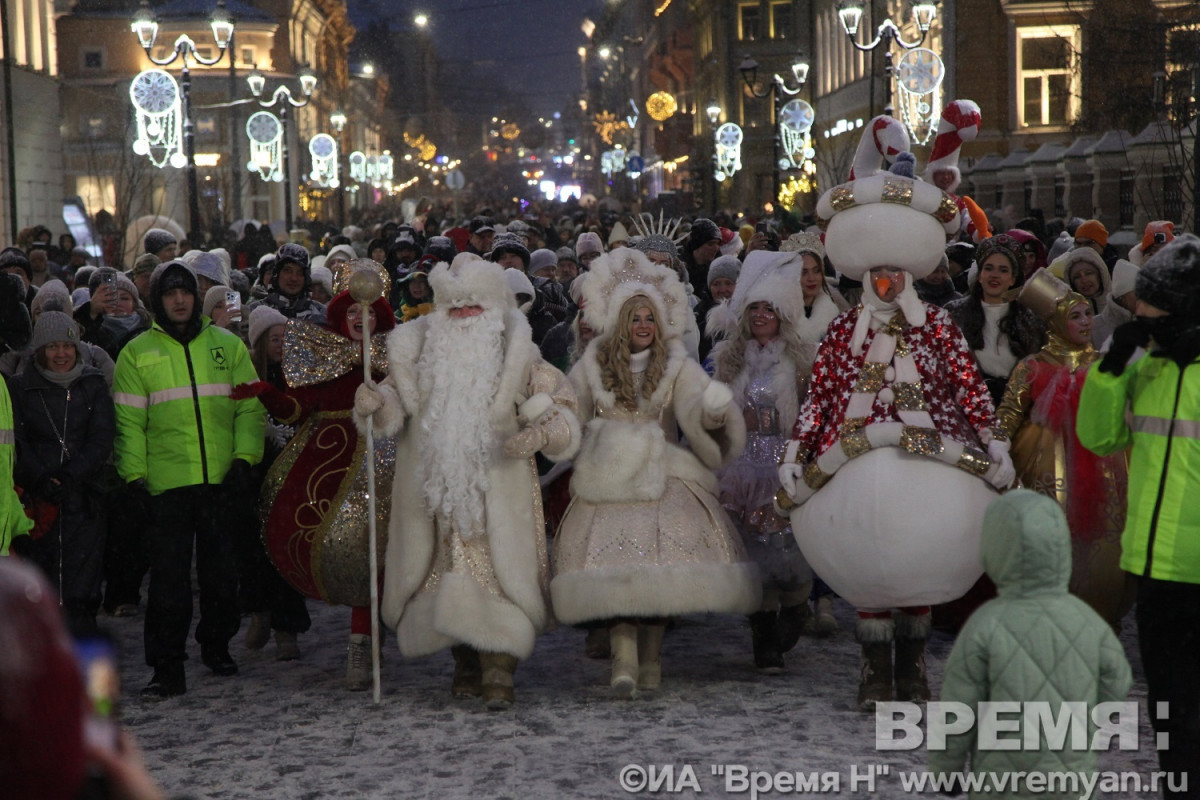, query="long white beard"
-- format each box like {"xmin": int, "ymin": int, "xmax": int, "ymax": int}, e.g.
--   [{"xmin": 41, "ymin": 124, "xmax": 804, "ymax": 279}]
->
[{"xmin": 417, "ymin": 308, "xmax": 506, "ymax": 538}]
